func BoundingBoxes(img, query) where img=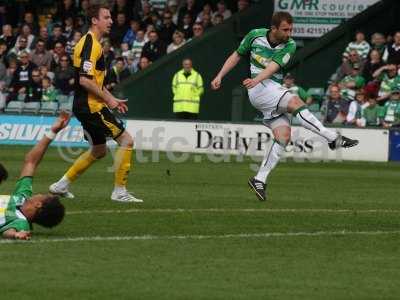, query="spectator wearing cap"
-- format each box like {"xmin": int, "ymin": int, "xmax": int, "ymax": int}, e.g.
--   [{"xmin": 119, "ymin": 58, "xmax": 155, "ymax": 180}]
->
[
  {"xmin": 346, "ymin": 90, "xmax": 367, "ymax": 125},
  {"xmin": 48, "ymin": 24, "xmax": 67, "ymax": 50},
  {"xmin": 30, "ymin": 39, "xmax": 52, "ymax": 69},
  {"xmin": 8, "ymin": 50, "xmax": 36, "ymax": 101},
  {"xmin": 105, "ymin": 57, "xmax": 131, "ymax": 91},
  {"xmin": 213, "ymin": 1, "xmax": 232, "ymax": 20},
  {"xmin": 141, "ymin": 31, "xmax": 166, "ymax": 62},
  {"xmin": 282, "ymin": 73, "xmax": 312, "ymax": 105},
  {"xmin": 26, "ymin": 68, "xmax": 42, "ymax": 102},
  {"xmin": 383, "ymin": 31, "xmax": 400, "ymax": 65},
  {"xmin": 362, "ymin": 49, "xmax": 384, "ymax": 83},
  {"xmin": 0, "ymin": 24, "xmax": 16, "ymax": 51},
  {"xmin": 322, "ymin": 84, "xmax": 349, "ymax": 124},
  {"xmin": 159, "ymin": 11, "xmax": 177, "ymax": 45},
  {"xmin": 167, "ymin": 30, "xmax": 186, "ymax": 54},
  {"xmin": 373, "ymin": 64, "xmax": 400, "ymax": 104},
  {"xmin": 178, "ymin": 0, "xmax": 200, "ymax": 28},
  {"xmin": 339, "ymin": 63, "xmax": 366, "ymax": 101},
  {"xmin": 54, "ymin": 55, "xmax": 74, "ymax": 96},
  {"xmin": 123, "ymin": 20, "xmax": 141, "ymax": 46},
  {"xmin": 370, "ymin": 32, "xmax": 386, "ymax": 57},
  {"xmin": 343, "ymin": 31, "xmax": 370, "ymax": 60},
  {"xmin": 110, "ymin": 12, "xmax": 129, "ymax": 48},
  {"xmin": 382, "ymin": 86, "xmax": 400, "ymax": 128}
]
